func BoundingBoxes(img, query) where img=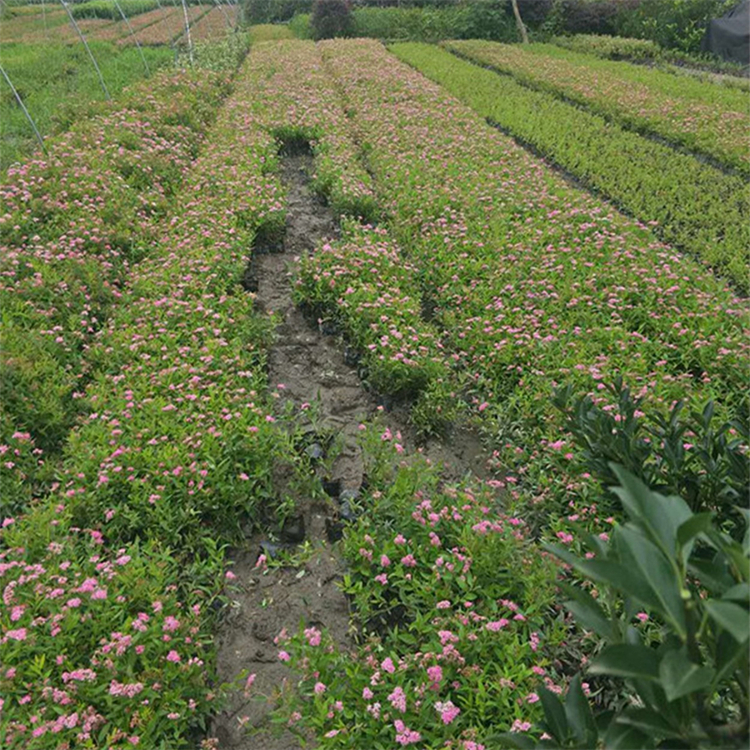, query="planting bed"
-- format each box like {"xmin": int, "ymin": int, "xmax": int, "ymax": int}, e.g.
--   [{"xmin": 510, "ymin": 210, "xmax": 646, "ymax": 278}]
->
[{"xmin": 1, "ymin": 29, "xmax": 748, "ymax": 750}]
